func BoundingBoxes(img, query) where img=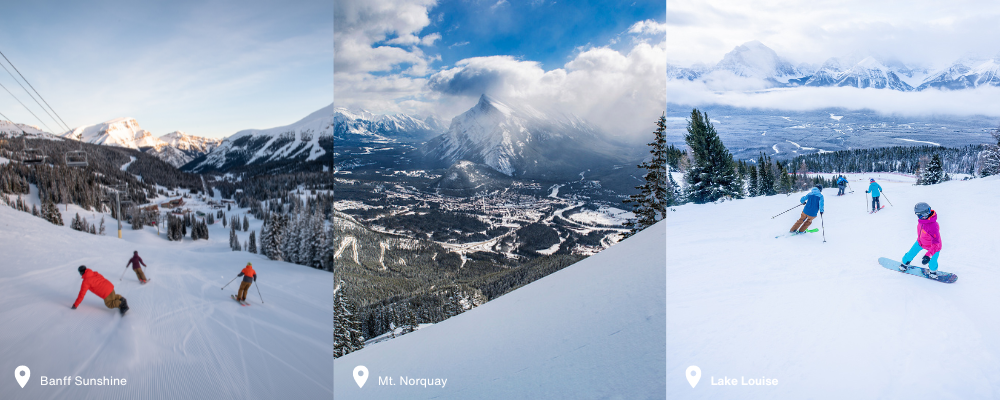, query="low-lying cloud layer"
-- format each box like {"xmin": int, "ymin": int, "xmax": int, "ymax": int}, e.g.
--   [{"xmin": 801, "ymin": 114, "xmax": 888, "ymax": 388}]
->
[{"xmin": 668, "ymin": 79, "xmax": 1000, "ymax": 117}]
